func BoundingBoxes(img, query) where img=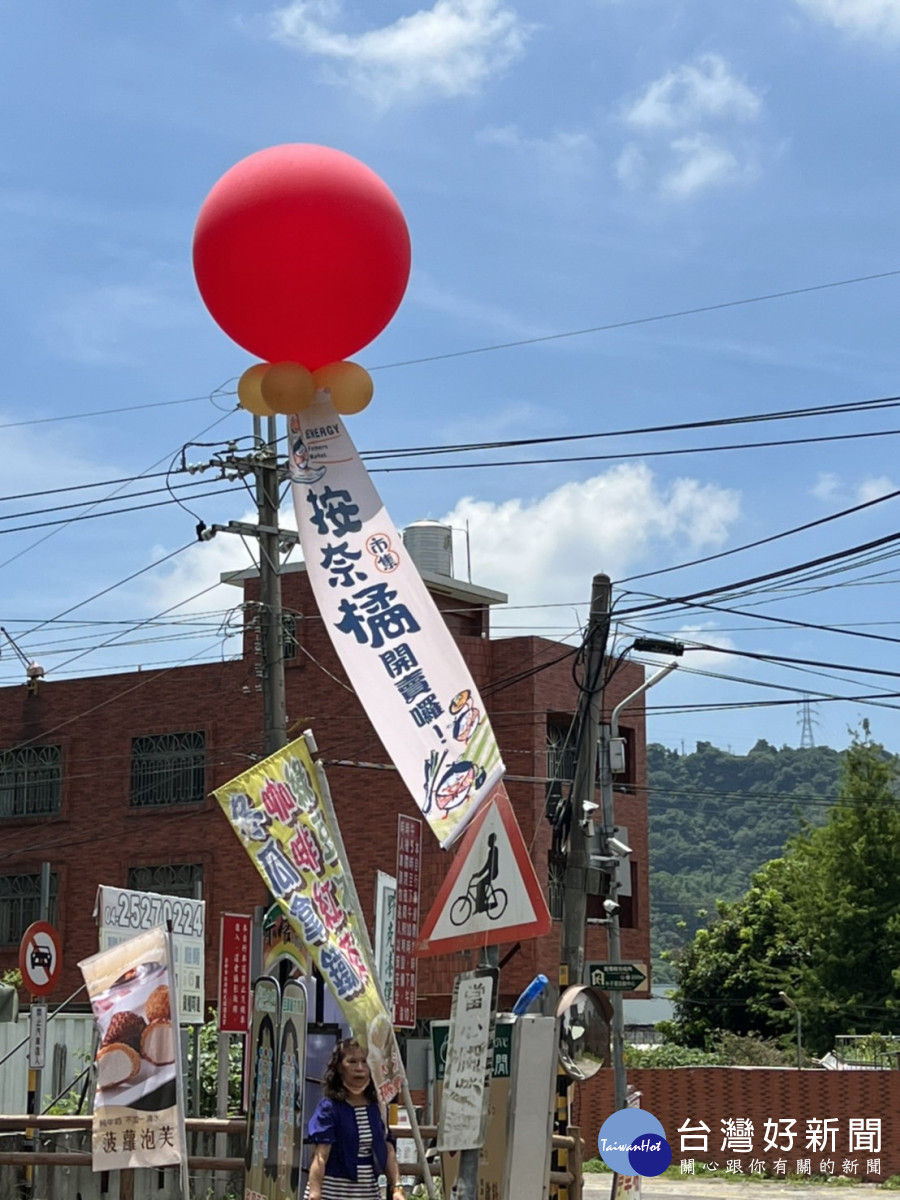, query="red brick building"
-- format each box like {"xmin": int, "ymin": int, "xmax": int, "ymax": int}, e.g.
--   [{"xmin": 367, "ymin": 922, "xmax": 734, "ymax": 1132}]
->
[{"xmin": 0, "ymin": 555, "xmax": 650, "ymax": 1020}]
